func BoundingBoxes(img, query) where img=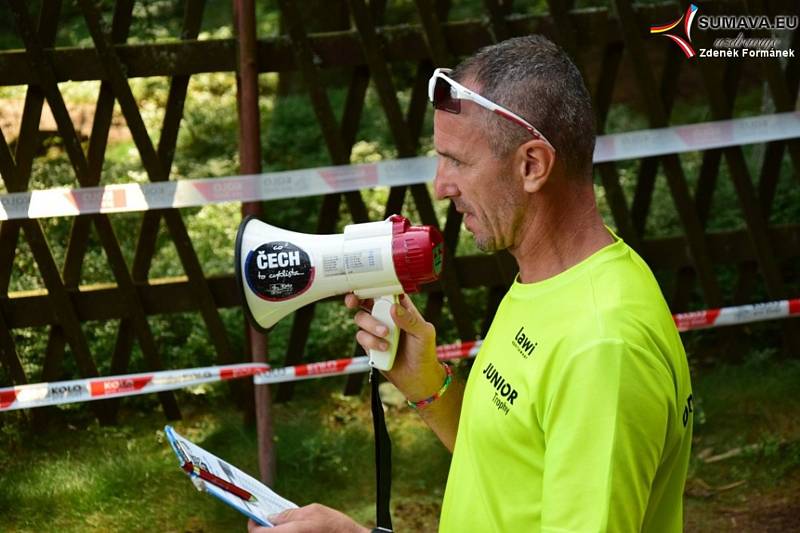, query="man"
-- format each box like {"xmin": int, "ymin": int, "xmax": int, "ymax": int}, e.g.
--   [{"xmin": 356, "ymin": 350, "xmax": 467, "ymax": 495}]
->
[{"xmin": 254, "ymin": 35, "xmax": 693, "ymax": 532}]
